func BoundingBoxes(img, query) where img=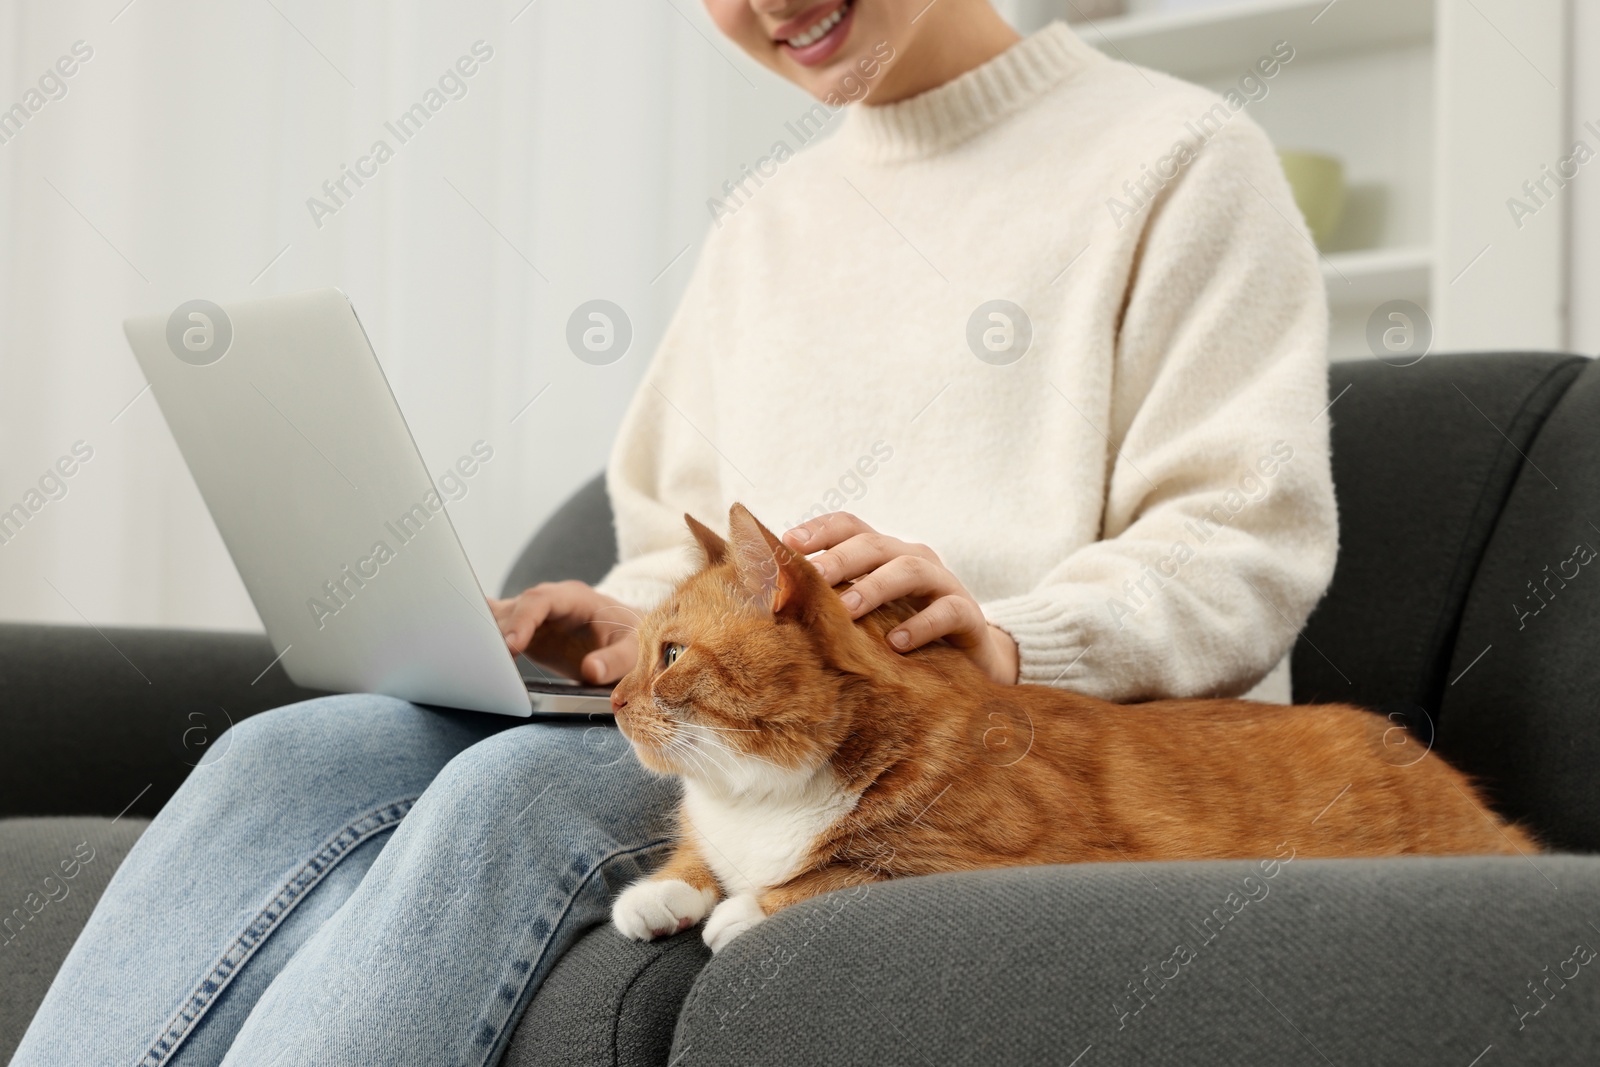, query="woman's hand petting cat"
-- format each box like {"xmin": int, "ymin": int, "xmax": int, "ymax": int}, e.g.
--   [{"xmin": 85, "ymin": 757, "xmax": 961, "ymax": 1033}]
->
[
  {"xmin": 782, "ymin": 513, "xmax": 1021, "ymax": 685},
  {"xmin": 488, "ymin": 581, "xmax": 641, "ymax": 685}
]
